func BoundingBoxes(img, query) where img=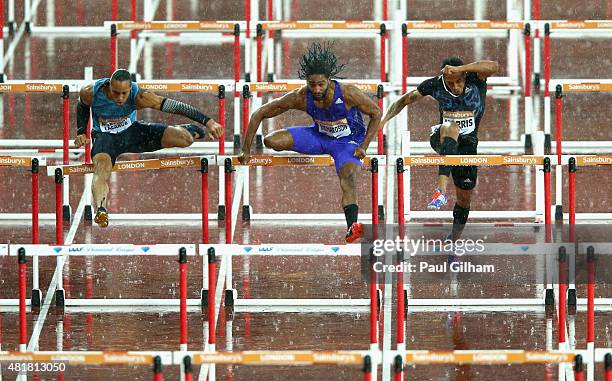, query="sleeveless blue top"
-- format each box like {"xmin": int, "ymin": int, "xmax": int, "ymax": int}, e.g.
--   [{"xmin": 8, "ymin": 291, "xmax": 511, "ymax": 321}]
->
[
  {"xmin": 91, "ymin": 78, "xmax": 139, "ymax": 133},
  {"xmin": 306, "ymin": 81, "xmax": 365, "ymax": 142}
]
